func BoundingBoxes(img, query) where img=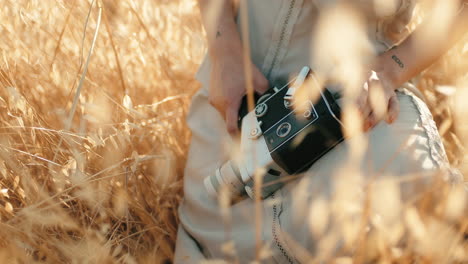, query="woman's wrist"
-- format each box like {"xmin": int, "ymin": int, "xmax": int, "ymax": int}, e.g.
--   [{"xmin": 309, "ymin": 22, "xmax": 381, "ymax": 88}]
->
[
  {"xmin": 207, "ymin": 19, "xmax": 243, "ymax": 60},
  {"xmin": 374, "ymin": 51, "xmax": 405, "ymax": 90},
  {"xmin": 209, "ymin": 37, "xmax": 243, "ymax": 61}
]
